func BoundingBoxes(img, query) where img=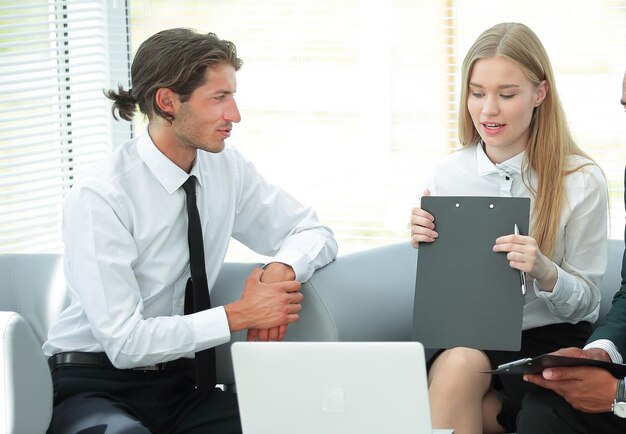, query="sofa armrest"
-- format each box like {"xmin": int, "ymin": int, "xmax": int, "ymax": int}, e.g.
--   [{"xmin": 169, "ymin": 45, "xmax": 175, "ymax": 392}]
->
[
  {"xmin": 211, "ymin": 242, "xmax": 418, "ymax": 386},
  {"xmin": 0, "ymin": 311, "xmax": 52, "ymax": 434},
  {"xmin": 210, "ymin": 262, "xmax": 260, "ymax": 387},
  {"xmin": 293, "ymin": 241, "xmax": 417, "ymax": 342}
]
